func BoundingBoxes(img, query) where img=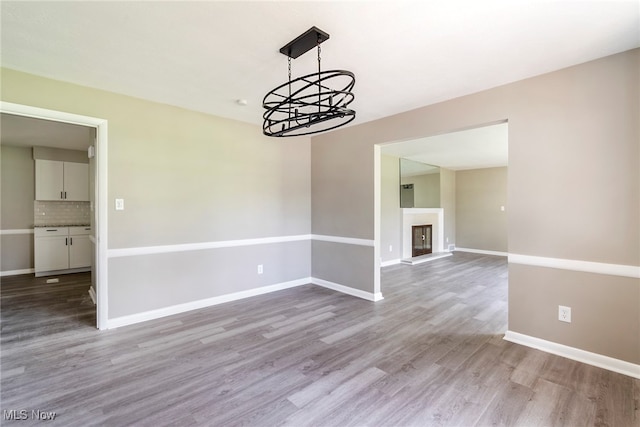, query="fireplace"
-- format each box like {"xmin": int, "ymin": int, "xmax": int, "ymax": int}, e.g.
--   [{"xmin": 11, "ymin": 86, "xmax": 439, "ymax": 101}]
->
[
  {"xmin": 402, "ymin": 208, "xmax": 444, "ymax": 259},
  {"xmin": 412, "ymin": 224, "xmax": 433, "ymax": 257}
]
